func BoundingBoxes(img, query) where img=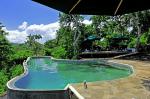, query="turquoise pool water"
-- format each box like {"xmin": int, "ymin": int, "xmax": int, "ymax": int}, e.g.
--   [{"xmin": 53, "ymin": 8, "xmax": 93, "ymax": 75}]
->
[{"xmin": 15, "ymin": 58, "xmax": 131, "ymax": 90}]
